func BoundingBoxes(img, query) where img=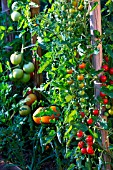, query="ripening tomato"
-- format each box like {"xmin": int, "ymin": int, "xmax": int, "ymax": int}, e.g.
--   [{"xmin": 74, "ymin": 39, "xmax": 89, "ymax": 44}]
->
[
  {"xmin": 79, "ymin": 83, "xmax": 85, "ymax": 88},
  {"xmin": 102, "ymin": 64, "xmax": 109, "ymax": 72},
  {"xmin": 103, "ymin": 98, "xmax": 108, "ymax": 105},
  {"xmin": 78, "ymin": 141, "xmax": 84, "ymax": 149},
  {"xmin": 77, "ymin": 130, "xmax": 84, "ymax": 138},
  {"xmin": 100, "ymin": 75, "xmax": 107, "ymax": 83},
  {"xmin": 86, "ymin": 135, "xmax": 93, "ymax": 142},
  {"xmin": 109, "ymin": 68, "xmax": 113, "ymax": 75},
  {"xmin": 66, "ymin": 69, "xmax": 74, "ymax": 74},
  {"xmin": 72, "ymin": 1, "xmax": 77, "ymax": 7},
  {"xmin": 87, "ymin": 118, "xmax": 93, "ymax": 125},
  {"xmin": 78, "ymin": 4, "xmax": 84, "ymax": 10},
  {"xmin": 100, "ymin": 91, "xmax": 106, "ymax": 98},
  {"xmin": 25, "ymin": 93, "xmax": 37, "ymax": 106},
  {"xmin": 81, "ymin": 148, "xmax": 87, "ymax": 154},
  {"xmin": 19, "ymin": 105, "xmax": 31, "ymax": 116},
  {"xmin": 79, "ymin": 63, "xmax": 86, "ymax": 69},
  {"xmin": 92, "ymin": 109, "xmax": 99, "ymax": 116},
  {"xmin": 86, "ymin": 146, "xmax": 94, "ymax": 154},
  {"xmin": 77, "ymin": 74, "xmax": 84, "ymax": 81}
]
